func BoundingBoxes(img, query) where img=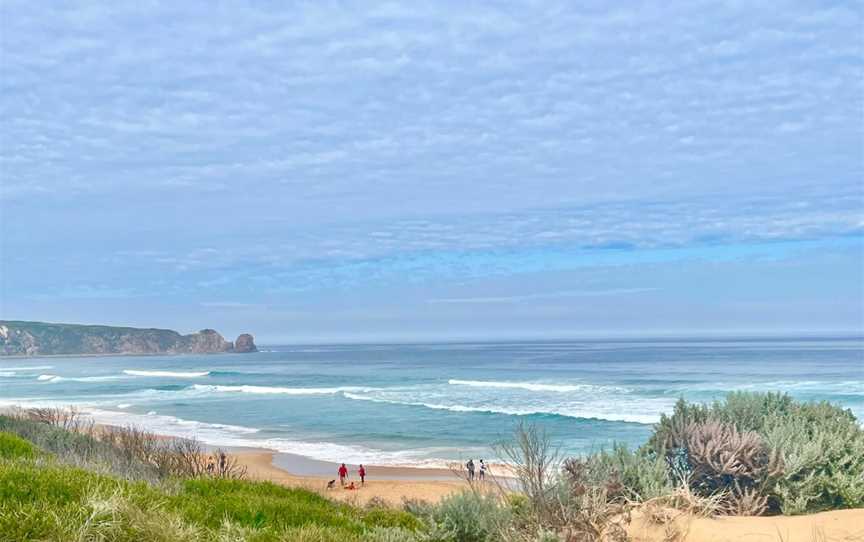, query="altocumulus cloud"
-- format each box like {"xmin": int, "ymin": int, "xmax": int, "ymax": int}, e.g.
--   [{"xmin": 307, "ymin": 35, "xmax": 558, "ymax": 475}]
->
[{"xmin": 0, "ymin": 1, "xmax": 862, "ymax": 337}]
